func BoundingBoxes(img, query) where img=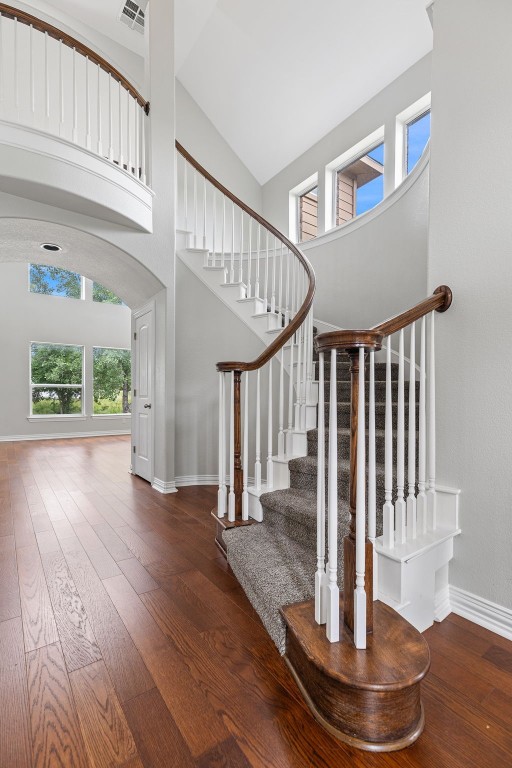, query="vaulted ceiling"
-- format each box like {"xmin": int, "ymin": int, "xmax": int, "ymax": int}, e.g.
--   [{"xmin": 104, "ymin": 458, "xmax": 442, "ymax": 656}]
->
[{"xmin": 41, "ymin": 0, "xmax": 433, "ymax": 184}]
